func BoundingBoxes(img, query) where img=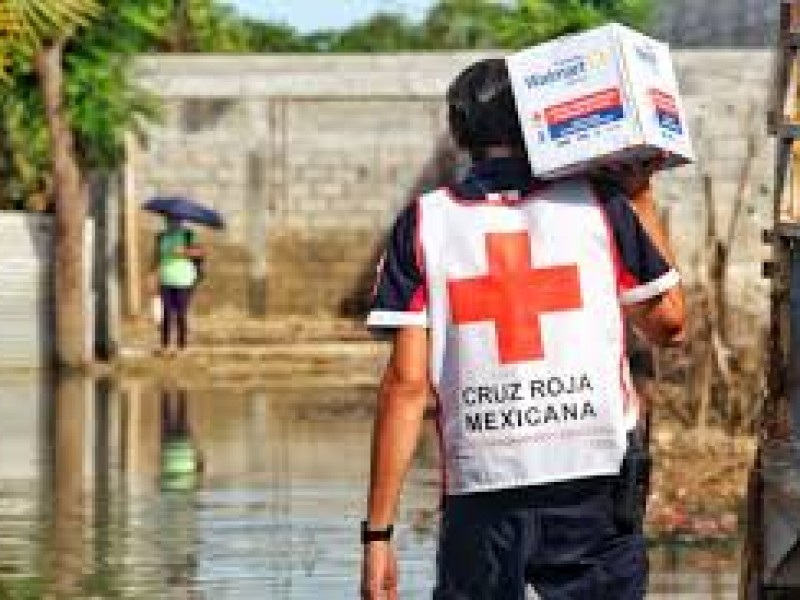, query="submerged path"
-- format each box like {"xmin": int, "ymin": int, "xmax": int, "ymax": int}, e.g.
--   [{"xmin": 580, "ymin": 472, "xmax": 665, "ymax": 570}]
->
[{"xmin": 108, "ymin": 316, "xmax": 389, "ymax": 387}]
